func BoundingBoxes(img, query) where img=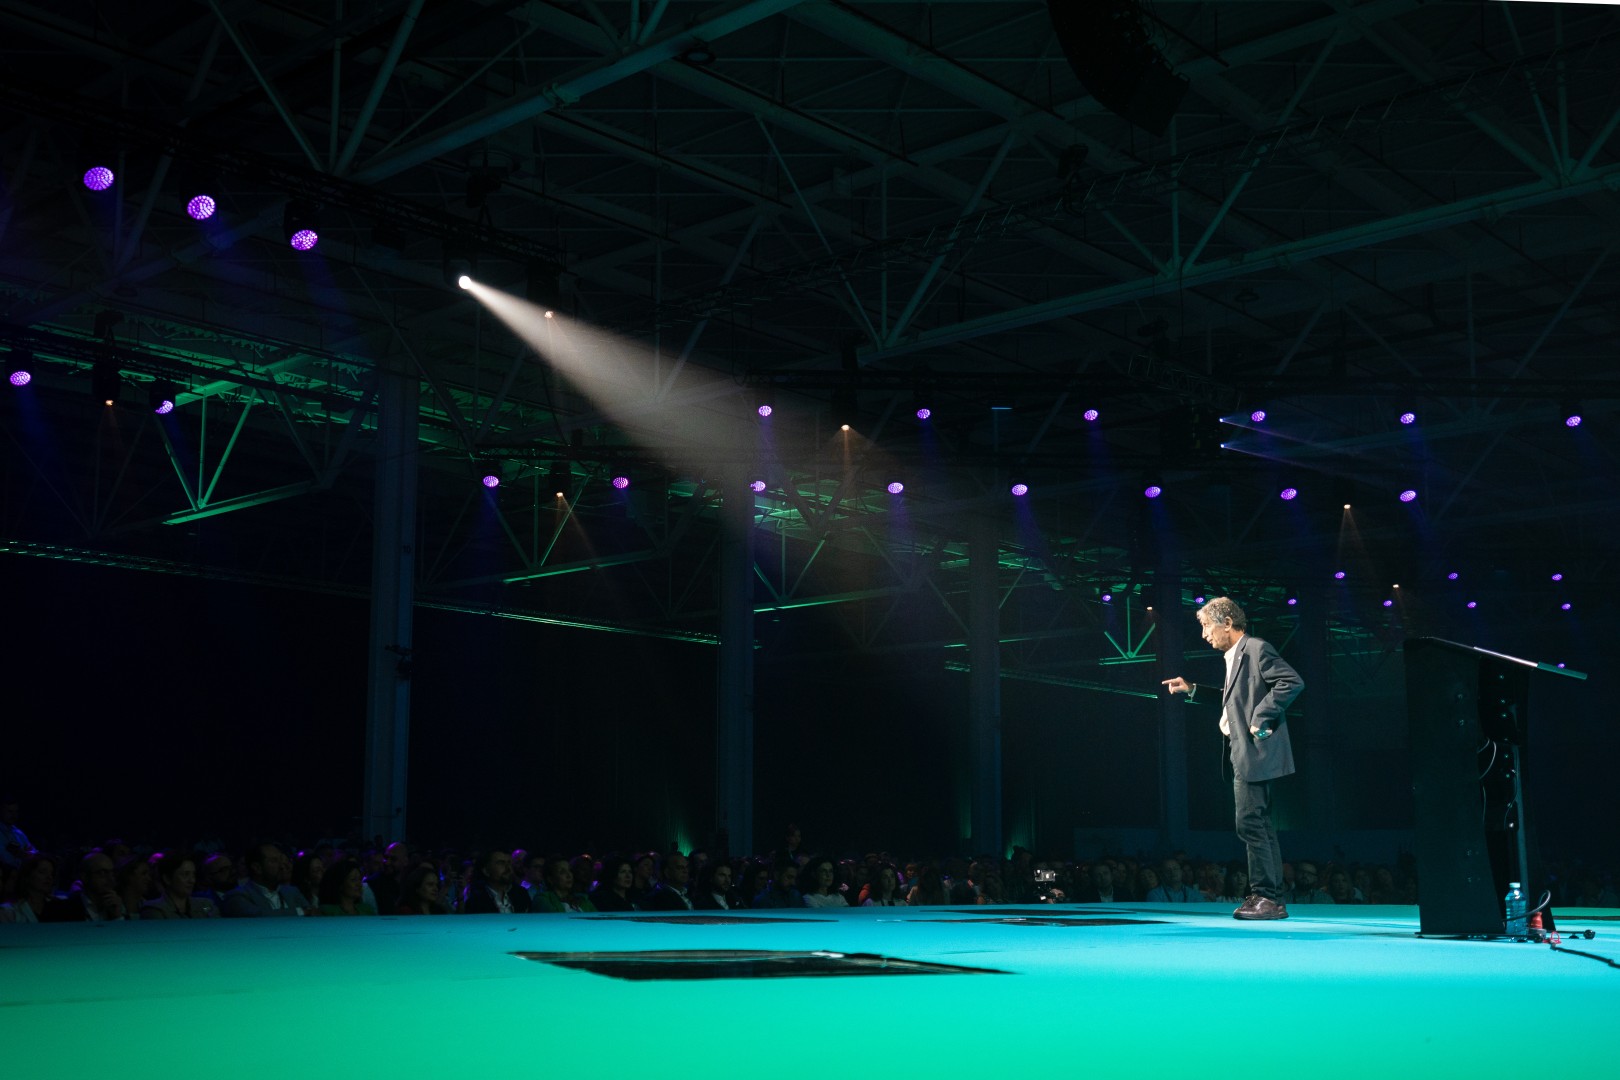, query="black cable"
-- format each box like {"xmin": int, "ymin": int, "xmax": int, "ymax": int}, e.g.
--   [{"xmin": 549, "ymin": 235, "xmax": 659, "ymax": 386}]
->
[
  {"xmin": 1529, "ymin": 890, "xmax": 1552, "ymax": 916},
  {"xmin": 1549, "ymin": 944, "xmax": 1620, "ymax": 970}
]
